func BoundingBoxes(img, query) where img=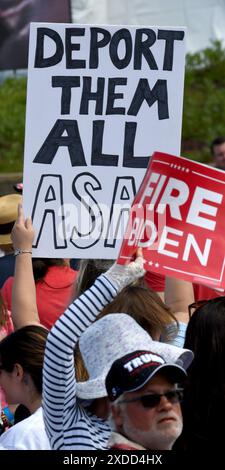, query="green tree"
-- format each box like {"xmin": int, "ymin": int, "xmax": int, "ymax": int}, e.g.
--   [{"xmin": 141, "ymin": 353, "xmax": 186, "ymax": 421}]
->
[
  {"xmin": 0, "ymin": 77, "xmax": 26, "ymax": 172},
  {"xmin": 182, "ymin": 40, "xmax": 225, "ymax": 162}
]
